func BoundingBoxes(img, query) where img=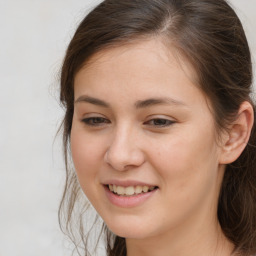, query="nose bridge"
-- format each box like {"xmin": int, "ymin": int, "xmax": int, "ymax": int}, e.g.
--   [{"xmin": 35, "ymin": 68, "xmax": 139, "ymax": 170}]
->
[
  {"xmin": 112, "ymin": 123, "xmax": 131, "ymax": 150},
  {"xmin": 104, "ymin": 121, "xmax": 144, "ymax": 171}
]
